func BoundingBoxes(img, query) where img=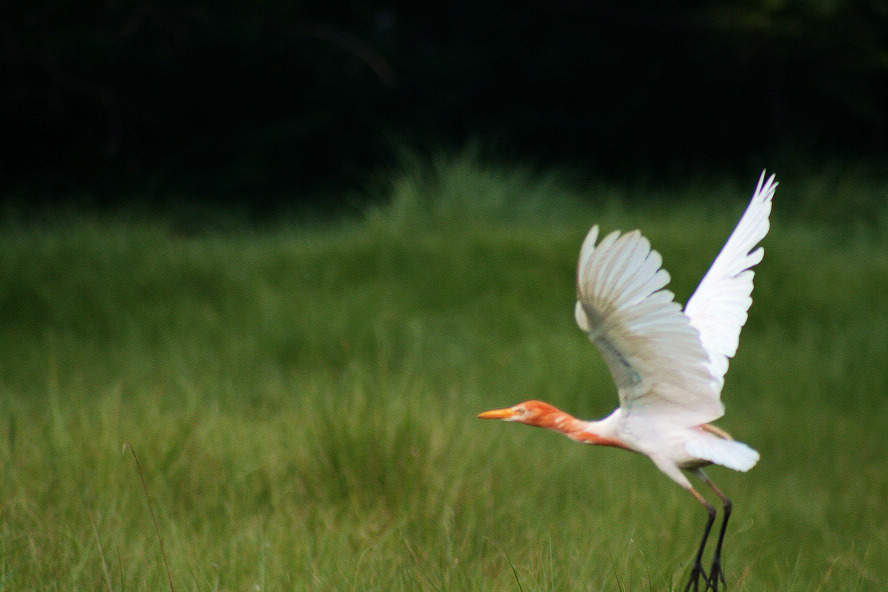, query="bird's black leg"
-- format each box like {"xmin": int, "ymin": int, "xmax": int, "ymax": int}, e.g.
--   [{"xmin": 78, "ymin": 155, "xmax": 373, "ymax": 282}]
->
[
  {"xmin": 683, "ymin": 488, "xmax": 716, "ymax": 592},
  {"xmin": 699, "ymin": 473, "xmax": 732, "ymax": 592}
]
